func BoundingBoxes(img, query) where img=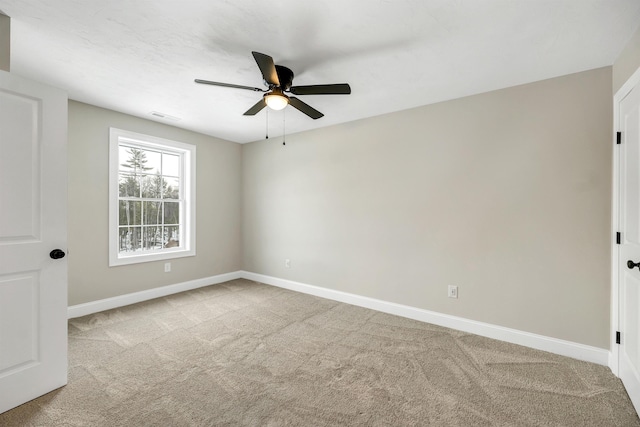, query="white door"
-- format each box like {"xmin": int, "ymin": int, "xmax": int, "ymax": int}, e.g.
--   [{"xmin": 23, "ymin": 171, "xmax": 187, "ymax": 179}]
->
[
  {"xmin": 619, "ymin": 78, "xmax": 640, "ymax": 413},
  {"xmin": 0, "ymin": 71, "xmax": 68, "ymax": 413}
]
